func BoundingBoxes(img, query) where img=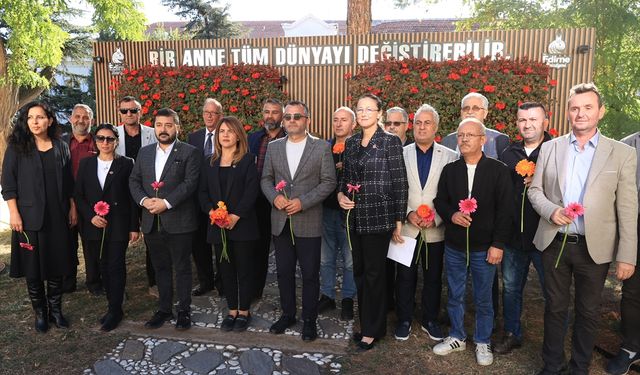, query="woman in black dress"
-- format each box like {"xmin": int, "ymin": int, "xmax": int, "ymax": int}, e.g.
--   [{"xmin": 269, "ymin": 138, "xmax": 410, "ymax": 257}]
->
[
  {"xmin": 337, "ymin": 94, "xmax": 408, "ymax": 350},
  {"xmin": 74, "ymin": 123, "xmax": 139, "ymax": 331},
  {"xmin": 1, "ymin": 101, "xmax": 77, "ymax": 333},
  {"xmin": 198, "ymin": 116, "xmax": 259, "ymax": 332}
]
